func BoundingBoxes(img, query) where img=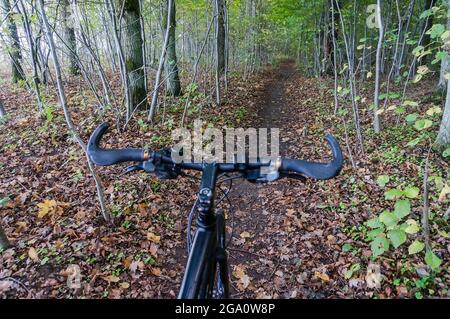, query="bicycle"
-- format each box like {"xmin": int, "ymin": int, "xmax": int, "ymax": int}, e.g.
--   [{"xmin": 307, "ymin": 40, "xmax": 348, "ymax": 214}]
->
[{"xmin": 87, "ymin": 123, "xmax": 343, "ymax": 299}]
